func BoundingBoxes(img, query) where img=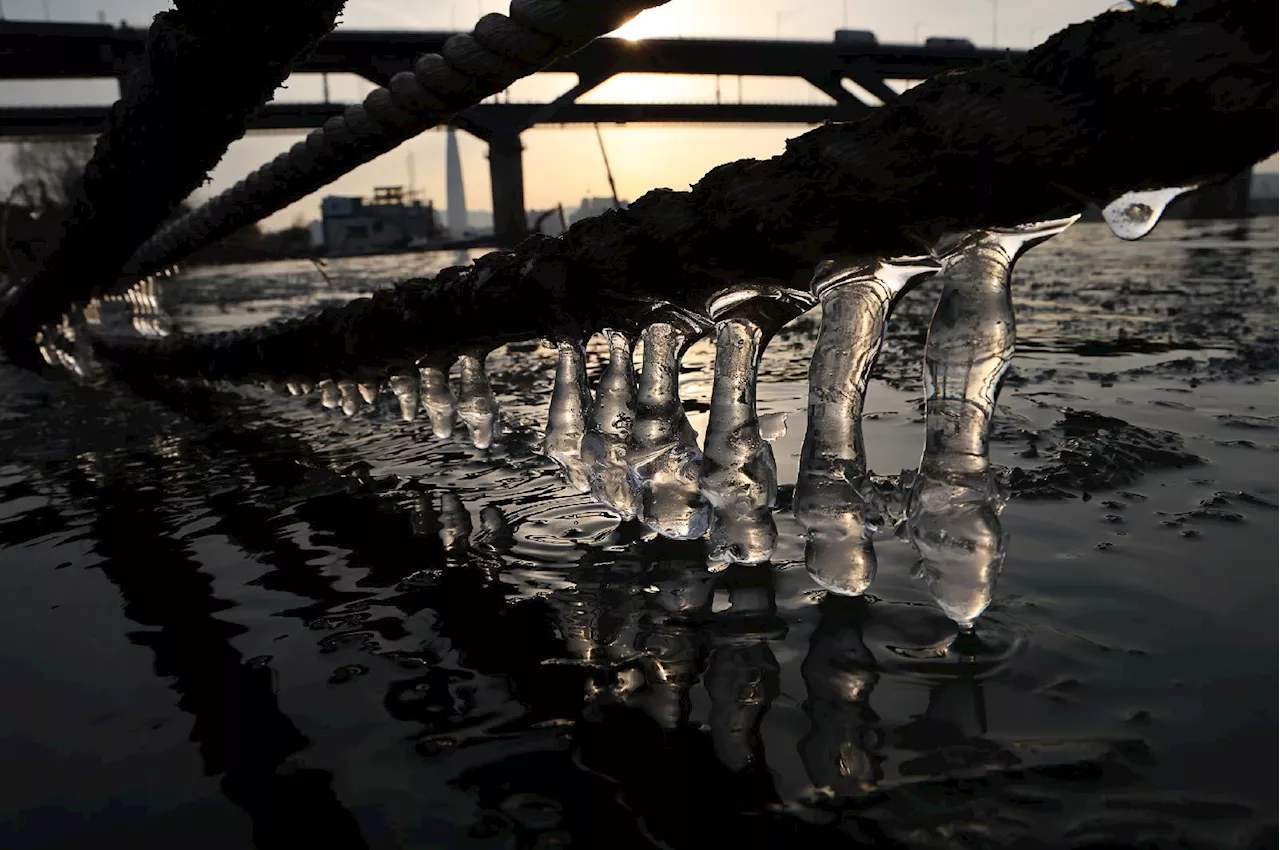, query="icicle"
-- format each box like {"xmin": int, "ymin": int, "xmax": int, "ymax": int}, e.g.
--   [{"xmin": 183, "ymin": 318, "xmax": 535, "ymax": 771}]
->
[
  {"xmin": 357, "ymin": 382, "xmax": 379, "ymax": 405},
  {"xmin": 700, "ymin": 286, "xmax": 815, "ymax": 567},
  {"xmin": 795, "ymin": 257, "xmax": 939, "ymax": 595},
  {"xmin": 1101, "ymin": 185, "xmax": 1197, "ymax": 241},
  {"xmin": 418, "ymin": 361, "xmax": 458, "ymax": 439},
  {"xmin": 318, "ymin": 379, "xmax": 341, "ymax": 410},
  {"xmin": 388, "ymin": 374, "xmax": 420, "ymax": 421},
  {"xmin": 800, "ymin": 602, "xmax": 880, "ymax": 796},
  {"xmin": 337, "ymin": 379, "xmax": 362, "ymax": 417},
  {"xmin": 626, "ymin": 308, "xmax": 713, "ymax": 539},
  {"xmin": 581, "ymin": 329, "xmax": 641, "ymax": 518},
  {"xmin": 438, "ymin": 491, "xmax": 473, "ymax": 553},
  {"xmin": 907, "ymin": 217, "xmax": 1076, "ymax": 629},
  {"xmin": 542, "ymin": 338, "xmax": 593, "ymax": 492},
  {"xmin": 456, "ymin": 350, "xmax": 500, "ymax": 449}
]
